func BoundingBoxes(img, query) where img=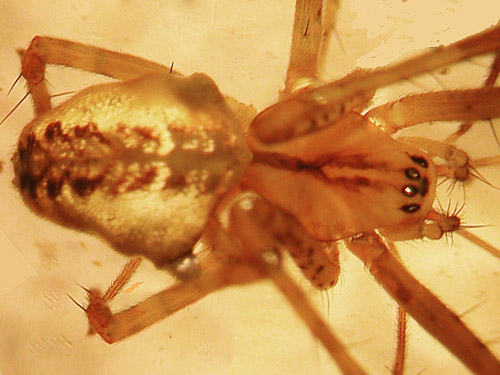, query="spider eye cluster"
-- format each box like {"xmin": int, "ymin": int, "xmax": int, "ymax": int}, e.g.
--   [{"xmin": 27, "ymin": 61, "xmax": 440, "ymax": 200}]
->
[{"xmin": 400, "ymin": 155, "xmax": 430, "ymax": 214}]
